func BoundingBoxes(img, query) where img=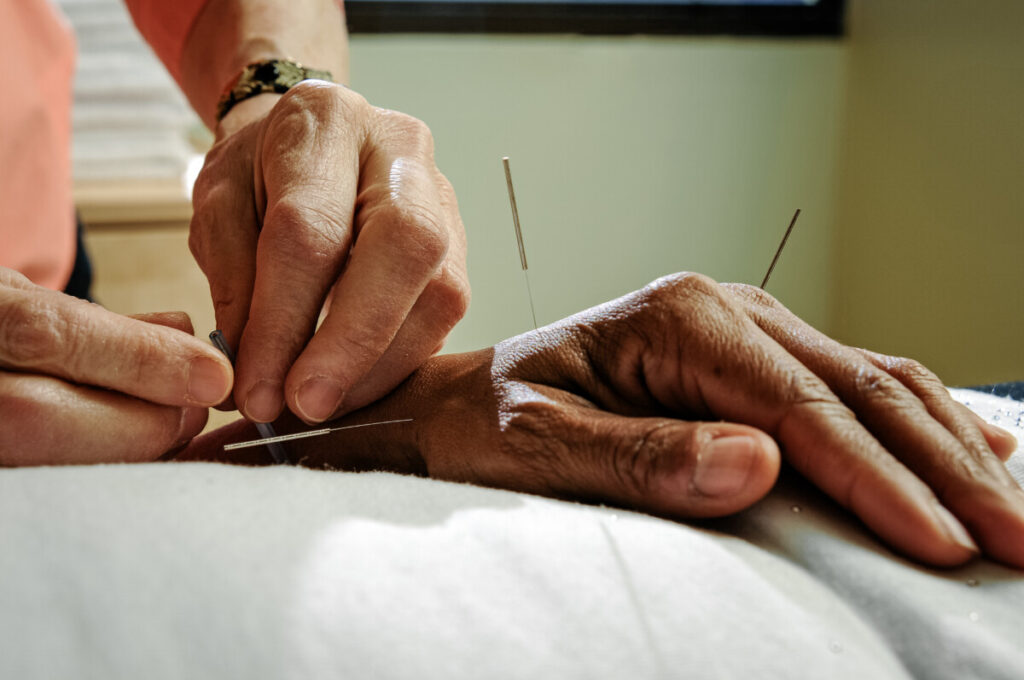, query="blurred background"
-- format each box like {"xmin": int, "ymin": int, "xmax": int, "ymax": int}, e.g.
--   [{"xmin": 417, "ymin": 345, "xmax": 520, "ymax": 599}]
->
[{"xmin": 67, "ymin": 0, "xmax": 1022, "ymax": 406}]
